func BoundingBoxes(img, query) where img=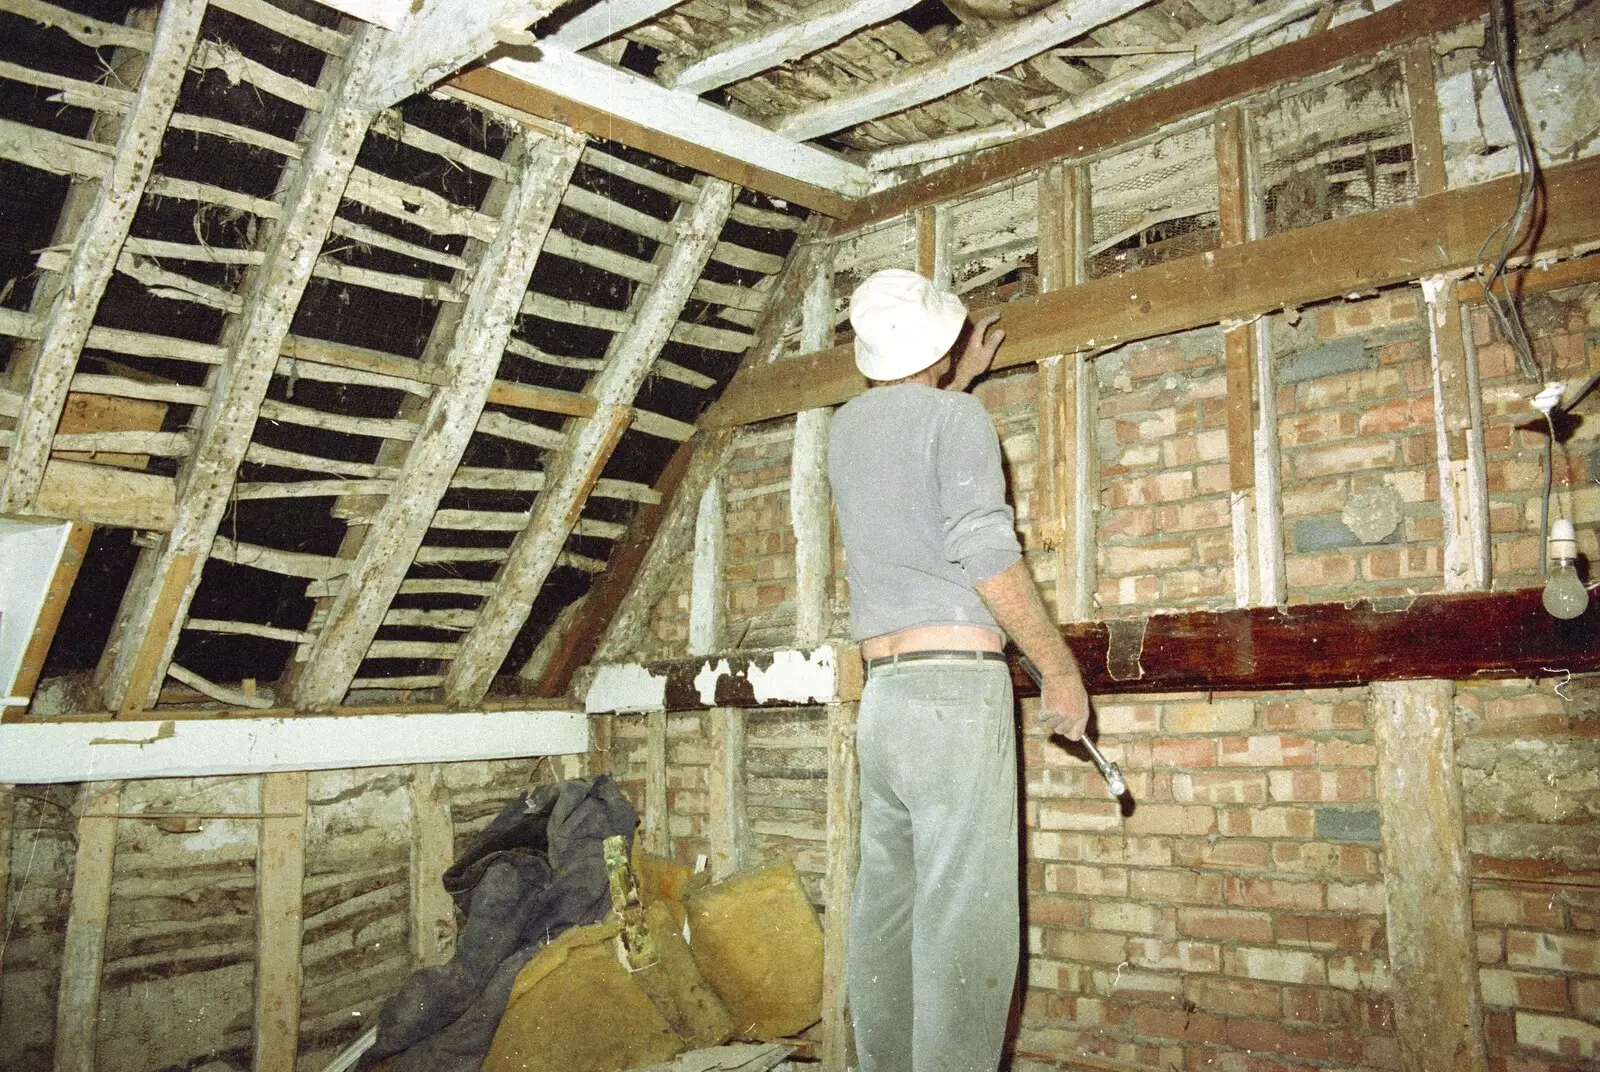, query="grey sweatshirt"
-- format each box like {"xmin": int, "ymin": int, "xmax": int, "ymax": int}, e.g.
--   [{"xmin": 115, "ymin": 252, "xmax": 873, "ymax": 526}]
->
[{"xmin": 828, "ymin": 382, "xmax": 1023, "ymax": 642}]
